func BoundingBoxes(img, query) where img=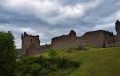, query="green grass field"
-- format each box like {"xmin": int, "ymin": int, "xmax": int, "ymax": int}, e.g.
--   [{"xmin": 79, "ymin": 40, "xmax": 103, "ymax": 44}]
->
[
  {"xmin": 38, "ymin": 46, "xmax": 120, "ymax": 76},
  {"xmin": 67, "ymin": 47, "xmax": 120, "ymax": 76}
]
